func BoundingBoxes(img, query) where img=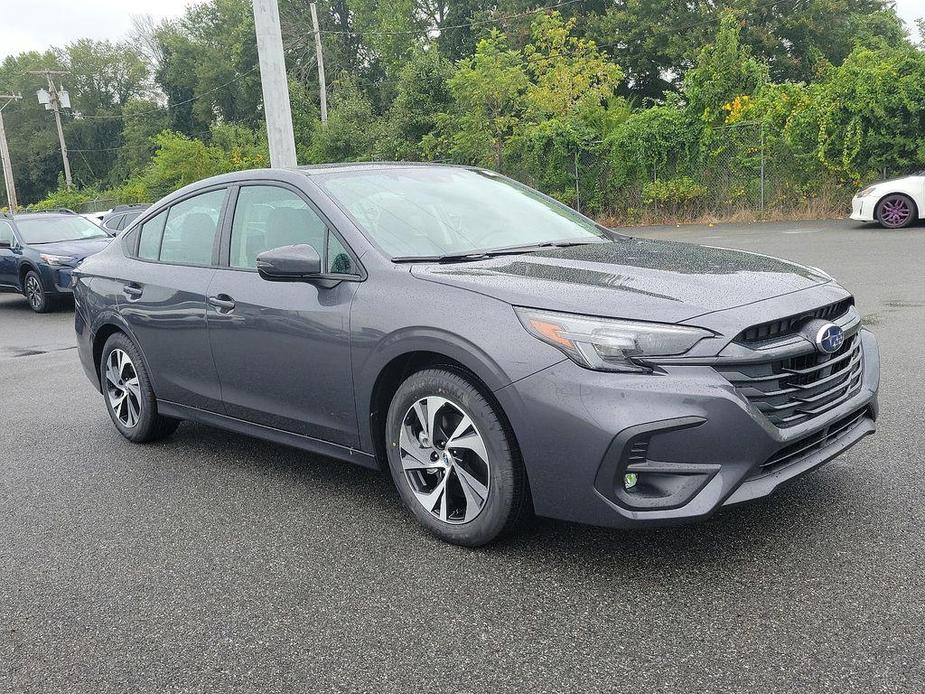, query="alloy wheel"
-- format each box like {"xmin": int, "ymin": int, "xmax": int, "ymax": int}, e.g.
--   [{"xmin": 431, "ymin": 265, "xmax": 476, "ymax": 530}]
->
[
  {"xmin": 399, "ymin": 396, "xmax": 491, "ymax": 524},
  {"xmin": 879, "ymin": 195, "xmax": 912, "ymax": 228},
  {"xmin": 105, "ymin": 348, "xmax": 142, "ymax": 428},
  {"xmin": 26, "ymin": 275, "xmax": 43, "ymax": 310}
]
